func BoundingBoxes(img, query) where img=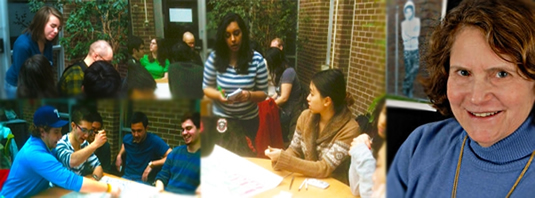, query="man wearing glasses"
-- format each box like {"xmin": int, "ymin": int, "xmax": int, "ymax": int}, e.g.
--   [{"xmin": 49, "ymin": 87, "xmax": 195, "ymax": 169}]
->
[
  {"xmin": 54, "ymin": 107, "xmax": 108, "ymax": 180},
  {"xmin": 57, "ymin": 40, "xmax": 113, "ymax": 97},
  {"xmin": 86, "ymin": 111, "xmax": 111, "ymax": 173},
  {"xmin": 154, "ymin": 112, "xmax": 201, "ymax": 195}
]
